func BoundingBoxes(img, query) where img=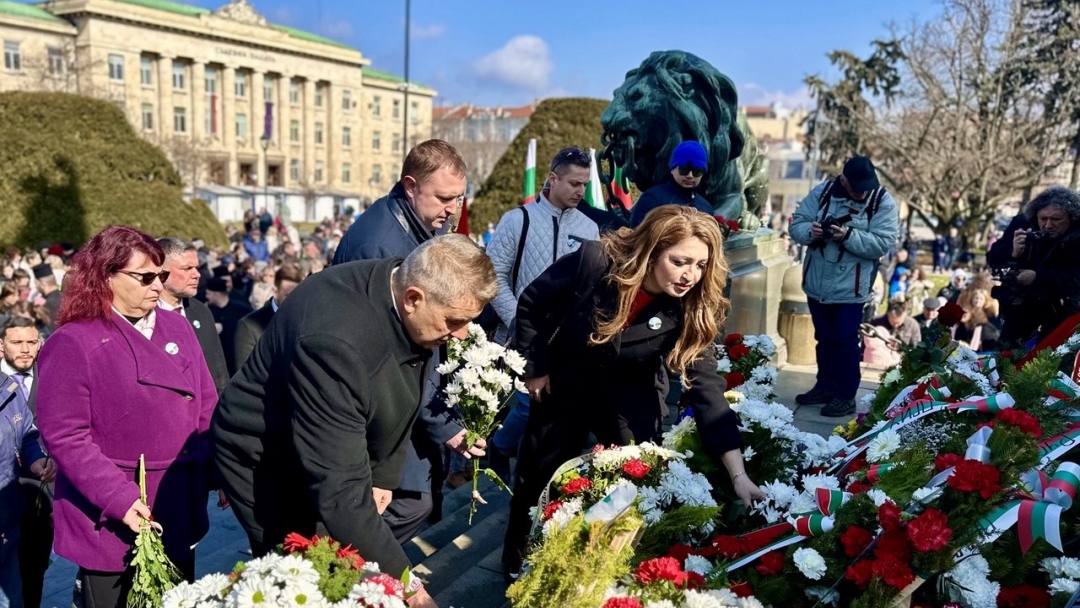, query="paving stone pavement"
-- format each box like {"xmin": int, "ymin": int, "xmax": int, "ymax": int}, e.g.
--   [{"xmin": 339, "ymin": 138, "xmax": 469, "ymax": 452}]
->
[{"xmin": 36, "ymin": 360, "xmax": 884, "ymax": 608}]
